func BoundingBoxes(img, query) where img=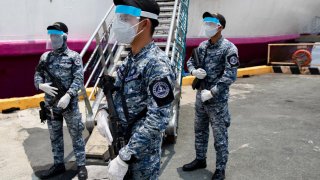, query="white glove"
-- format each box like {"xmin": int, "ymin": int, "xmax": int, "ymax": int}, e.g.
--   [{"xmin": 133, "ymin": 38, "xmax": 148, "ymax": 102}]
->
[
  {"xmin": 57, "ymin": 93, "xmax": 71, "ymax": 109},
  {"xmin": 96, "ymin": 109, "xmax": 113, "ymax": 145},
  {"xmin": 39, "ymin": 83, "xmax": 58, "ymax": 97},
  {"xmin": 192, "ymin": 68, "xmax": 207, "ymax": 79},
  {"xmin": 106, "ymin": 156, "xmax": 128, "ymax": 180},
  {"xmin": 201, "ymin": 89, "xmax": 213, "ymax": 102}
]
